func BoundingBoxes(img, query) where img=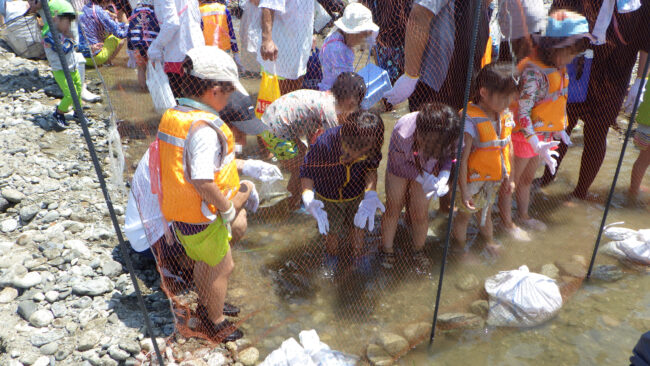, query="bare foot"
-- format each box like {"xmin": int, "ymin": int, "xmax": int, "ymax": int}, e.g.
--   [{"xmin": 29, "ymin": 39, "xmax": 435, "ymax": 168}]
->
[{"xmin": 485, "ymin": 243, "xmax": 503, "ymax": 257}]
